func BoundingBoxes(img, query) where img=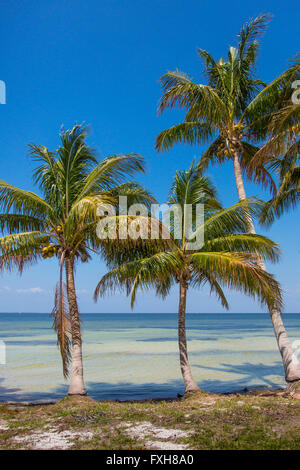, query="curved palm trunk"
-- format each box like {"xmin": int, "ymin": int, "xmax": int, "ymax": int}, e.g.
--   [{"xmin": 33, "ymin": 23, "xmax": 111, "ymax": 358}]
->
[
  {"xmin": 233, "ymin": 152, "xmax": 300, "ymax": 383},
  {"xmin": 178, "ymin": 279, "xmax": 200, "ymax": 392},
  {"xmin": 65, "ymin": 256, "xmax": 86, "ymax": 396}
]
